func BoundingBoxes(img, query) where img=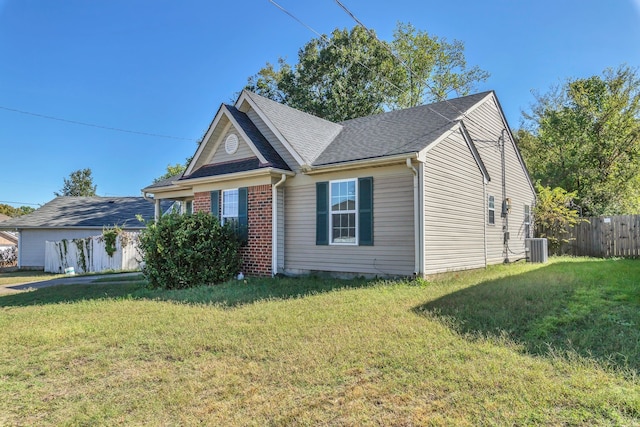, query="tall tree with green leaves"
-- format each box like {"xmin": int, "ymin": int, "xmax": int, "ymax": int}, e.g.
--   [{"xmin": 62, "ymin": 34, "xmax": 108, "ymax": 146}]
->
[
  {"xmin": 519, "ymin": 65, "xmax": 640, "ymax": 216},
  {"xmin": 153, "ymin": 163, "xmax": 187, "ymax": 183},
  {"xmin": 55, "ymin": 168, "xmax": 97, "ymax": 197},
  {"xmin": 0, "ymin": 204, "xmax": 35, "ymax": 217},
  {"xmin": 247, "ymin": 26, "xmax": 397, "ymax": 122},
  {"xmin": 389, "ymin": 22, "xmax": 489, "ymax": 109},
  {"xmin": 246, "ymin": 22, "xmax": 489, "ymax": 122}
]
